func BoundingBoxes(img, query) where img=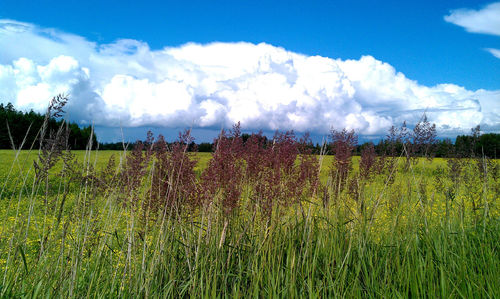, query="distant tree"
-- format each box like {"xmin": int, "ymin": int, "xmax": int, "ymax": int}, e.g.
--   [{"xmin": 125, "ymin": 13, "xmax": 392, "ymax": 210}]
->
[
  {"xmin": 0, "ymin": 101, "xmax": 97, "ymax": 150},
  {"xmin": 435, "ymin": 138, "xmax": 454, "ymax": 158},
  {"xmin": 198, "ymin": 142, "xmax": 213, "ymax": 152},
  {"xmin": 477, "ymin": 133, "xmax": 499, "ymax": 158}
]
